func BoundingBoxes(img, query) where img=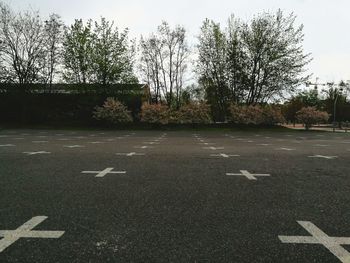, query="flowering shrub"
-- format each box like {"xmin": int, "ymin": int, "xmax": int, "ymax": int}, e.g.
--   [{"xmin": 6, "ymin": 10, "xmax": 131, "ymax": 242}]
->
[
  {"xmin": 263, "ymin": 106, "xmax": 286, "ymax": 125},
  {"xmin": 93, "ymin": 97, "xmax": 133, "ymax": 124},
  {"xmin": 140, "ymin": 103, "xmax": 169, "ymax": 124},
  {"xmin": 228, "ymin": 104, "xmax": 285, "ymax": 125},
  {"xmin": 175, "ymin": 103, "xmax": 212, "ymax": 124},
  {"xmin": 296, "ymin": 107, "xmax": 329, "ymax": 130}
]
